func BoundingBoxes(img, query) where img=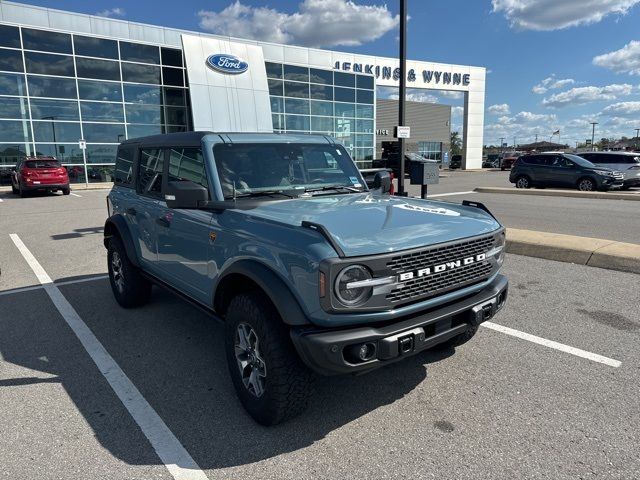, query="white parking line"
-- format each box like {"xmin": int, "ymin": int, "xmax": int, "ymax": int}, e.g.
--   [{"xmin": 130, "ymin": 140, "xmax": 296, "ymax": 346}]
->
[
  {"xmin": 70, "ymin": 192, "xmax": 81, "ymax": 197},
  {"xmin": 9, "ymin": 234, "xmax": 208, "ymax": 480},
  {"xmin": 0, "ymin": 274, "xmax": 109, "ymax": 297},
  {"xmin": 482, "ymin": 321, "xmax": 622, "ymax": 368},
  {"xmin": 0, "ymin": 198, "xmax": 4, "ymax": 202},
  {"xmin": 429, "ymin": 191, "xmax": 476, "ymax": 198}
]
